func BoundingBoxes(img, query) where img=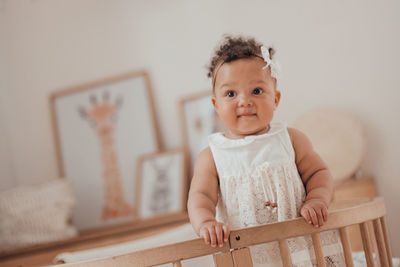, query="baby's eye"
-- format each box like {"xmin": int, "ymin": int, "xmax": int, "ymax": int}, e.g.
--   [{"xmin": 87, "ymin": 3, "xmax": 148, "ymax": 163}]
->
[
  {"xmin": 253, "ymin": 88, "xmax": 263, "ymax": 95},
  {"xmin": 226, "ymin": 91, "xmax": 236, "ymax": 98}
]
